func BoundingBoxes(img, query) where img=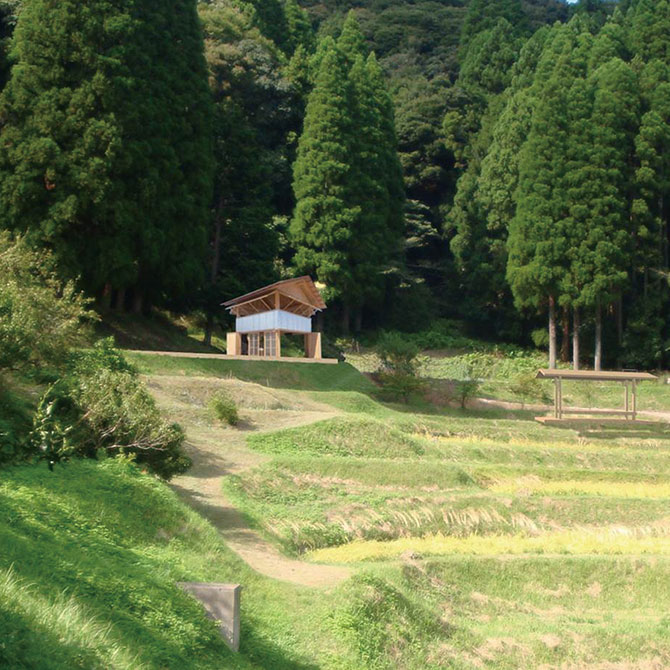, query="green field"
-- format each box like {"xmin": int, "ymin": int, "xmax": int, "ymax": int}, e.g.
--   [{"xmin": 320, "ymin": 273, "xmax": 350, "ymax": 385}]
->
[
  {"xmin": 219, "ymin": 360, "xmax": 670, "ymax": 668},
  {"xmin": 3, "ymin": 355, "xmax": 670, "ymax": 669},
  {"xmin": 346, "ymin": 347, "xmax": 670, "ymax": 411}
]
